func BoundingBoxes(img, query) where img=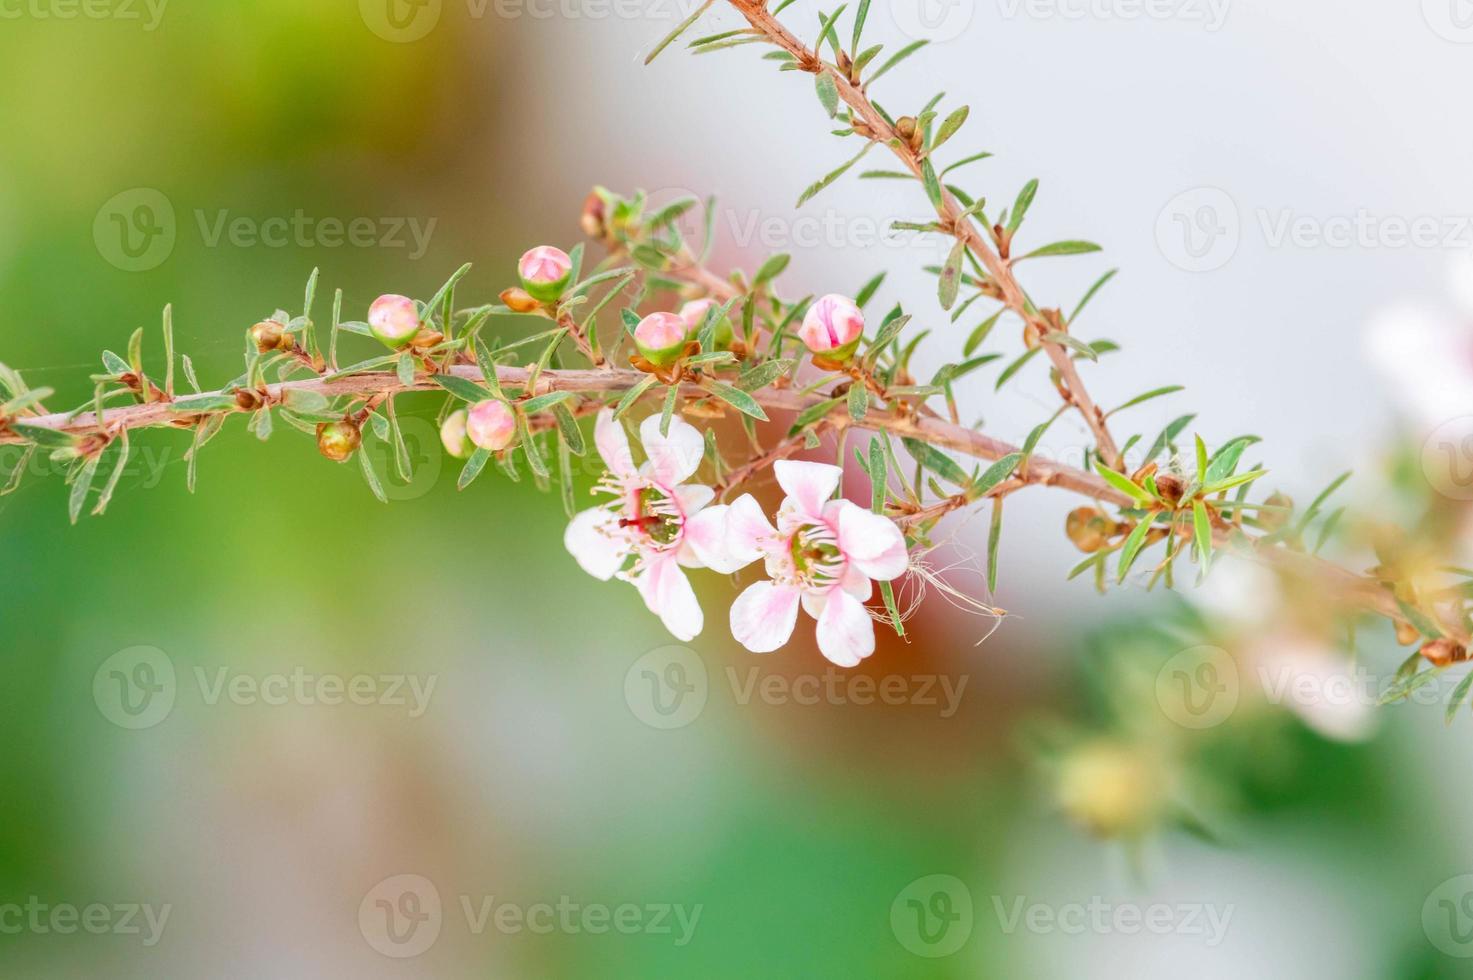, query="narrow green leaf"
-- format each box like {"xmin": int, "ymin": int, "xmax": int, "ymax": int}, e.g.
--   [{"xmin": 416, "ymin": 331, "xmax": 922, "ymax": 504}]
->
[
  {"xmin": 931, "ymin": 105, "xmax": 969, "ymax": 151},
  {"xmin": 1192, "ymin": 498, "xmax": 1213, "ymax": 573},
  {"xmin": 815, "ymin": 72, "xmax": 839, "ymax": 118},
  {"xmin": 1093, "ymin": 459, "xmax": 1154, "ymax": 505},
  {"xmin": 867, "ymin": 39, "xmax": 927, "ymax": 85},
  {"xmin": 1007, "ymin": 179, "xmax": 1038, "ymax": 234},
  {"xmin": 938, "ymin": 239, "xmax": 965, "ymax": 311},
  {"xmin": 1016, "ymin": 240, "xmax": 1102, "ymax": 261},
  {"xmin": 644, "ymin": 0, "xmax": 715, "ymax": 64},
  {"xmin": 705, "ymin": 380, "xmax": 769, "ymax": 421},
  {"xmin": 797, "ymin": 142, "xmax": 875, "ymax": 208}
]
